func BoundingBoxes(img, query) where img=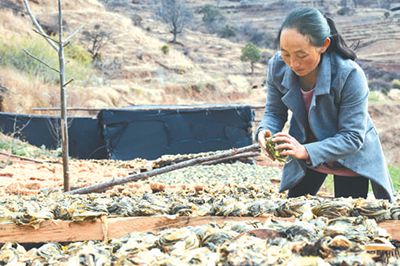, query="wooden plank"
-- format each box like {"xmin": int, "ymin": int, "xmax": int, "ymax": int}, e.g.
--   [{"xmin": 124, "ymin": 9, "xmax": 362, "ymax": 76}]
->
[
  {"xmin": 364, "ymin": 243, "xmax": 395, "ymax": 251},
  {"xmin": 377, "ymin": 220, "xmax": 400, "ymax": 241},
  {"xmin": 0, "ymin": 216, "xmax": 398, "ymax": 243},
  {"xmin": 0, "ymin": 216, "xmax": 282, "ymax": 243},
  {"xmin": 0, "ymin": 220, "xmax": 105, "ymax": 243}
]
